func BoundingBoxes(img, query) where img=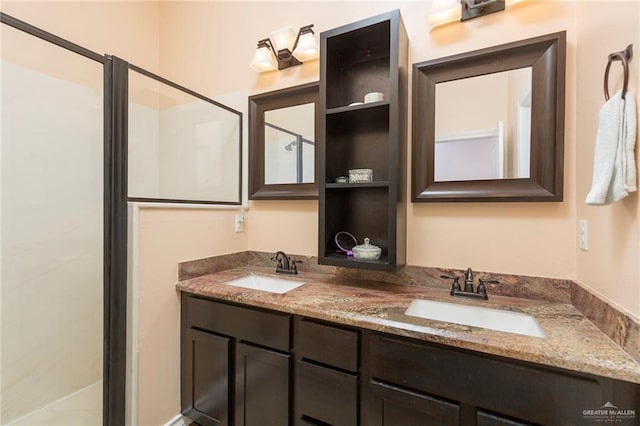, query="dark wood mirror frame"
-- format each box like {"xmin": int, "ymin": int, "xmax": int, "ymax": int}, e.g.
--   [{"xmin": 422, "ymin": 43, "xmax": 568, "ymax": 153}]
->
[
  {"xmin": 412, "ymin": 31, "xmax": 566, "ymax": 202},
  {"xmin": 249, "ymin": 81, "xmax": 320, "ymax": 200}
]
